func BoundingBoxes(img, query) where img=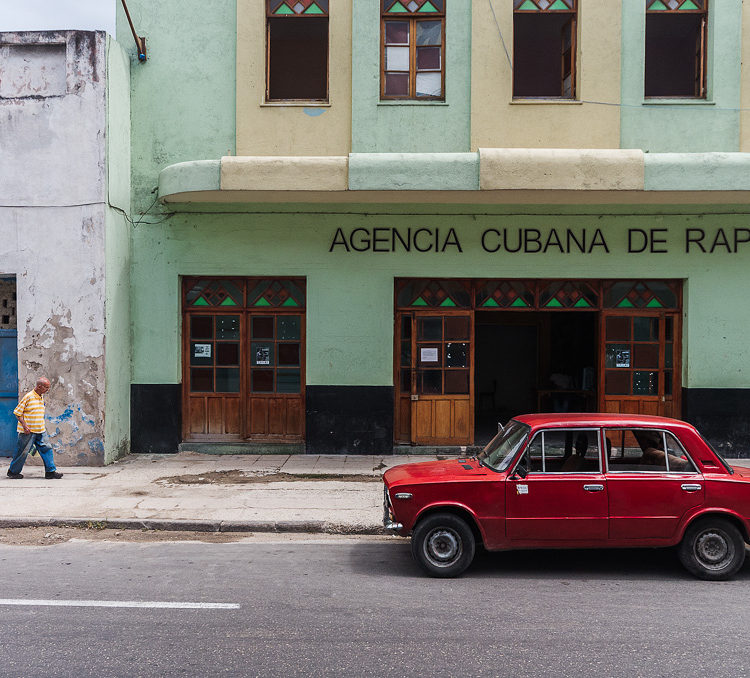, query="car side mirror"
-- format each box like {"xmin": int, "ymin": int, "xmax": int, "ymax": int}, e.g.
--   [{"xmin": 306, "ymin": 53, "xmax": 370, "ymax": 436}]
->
[{"xmin": 512, "ymin": 464, "xmax": 527, "ymax": 480}]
